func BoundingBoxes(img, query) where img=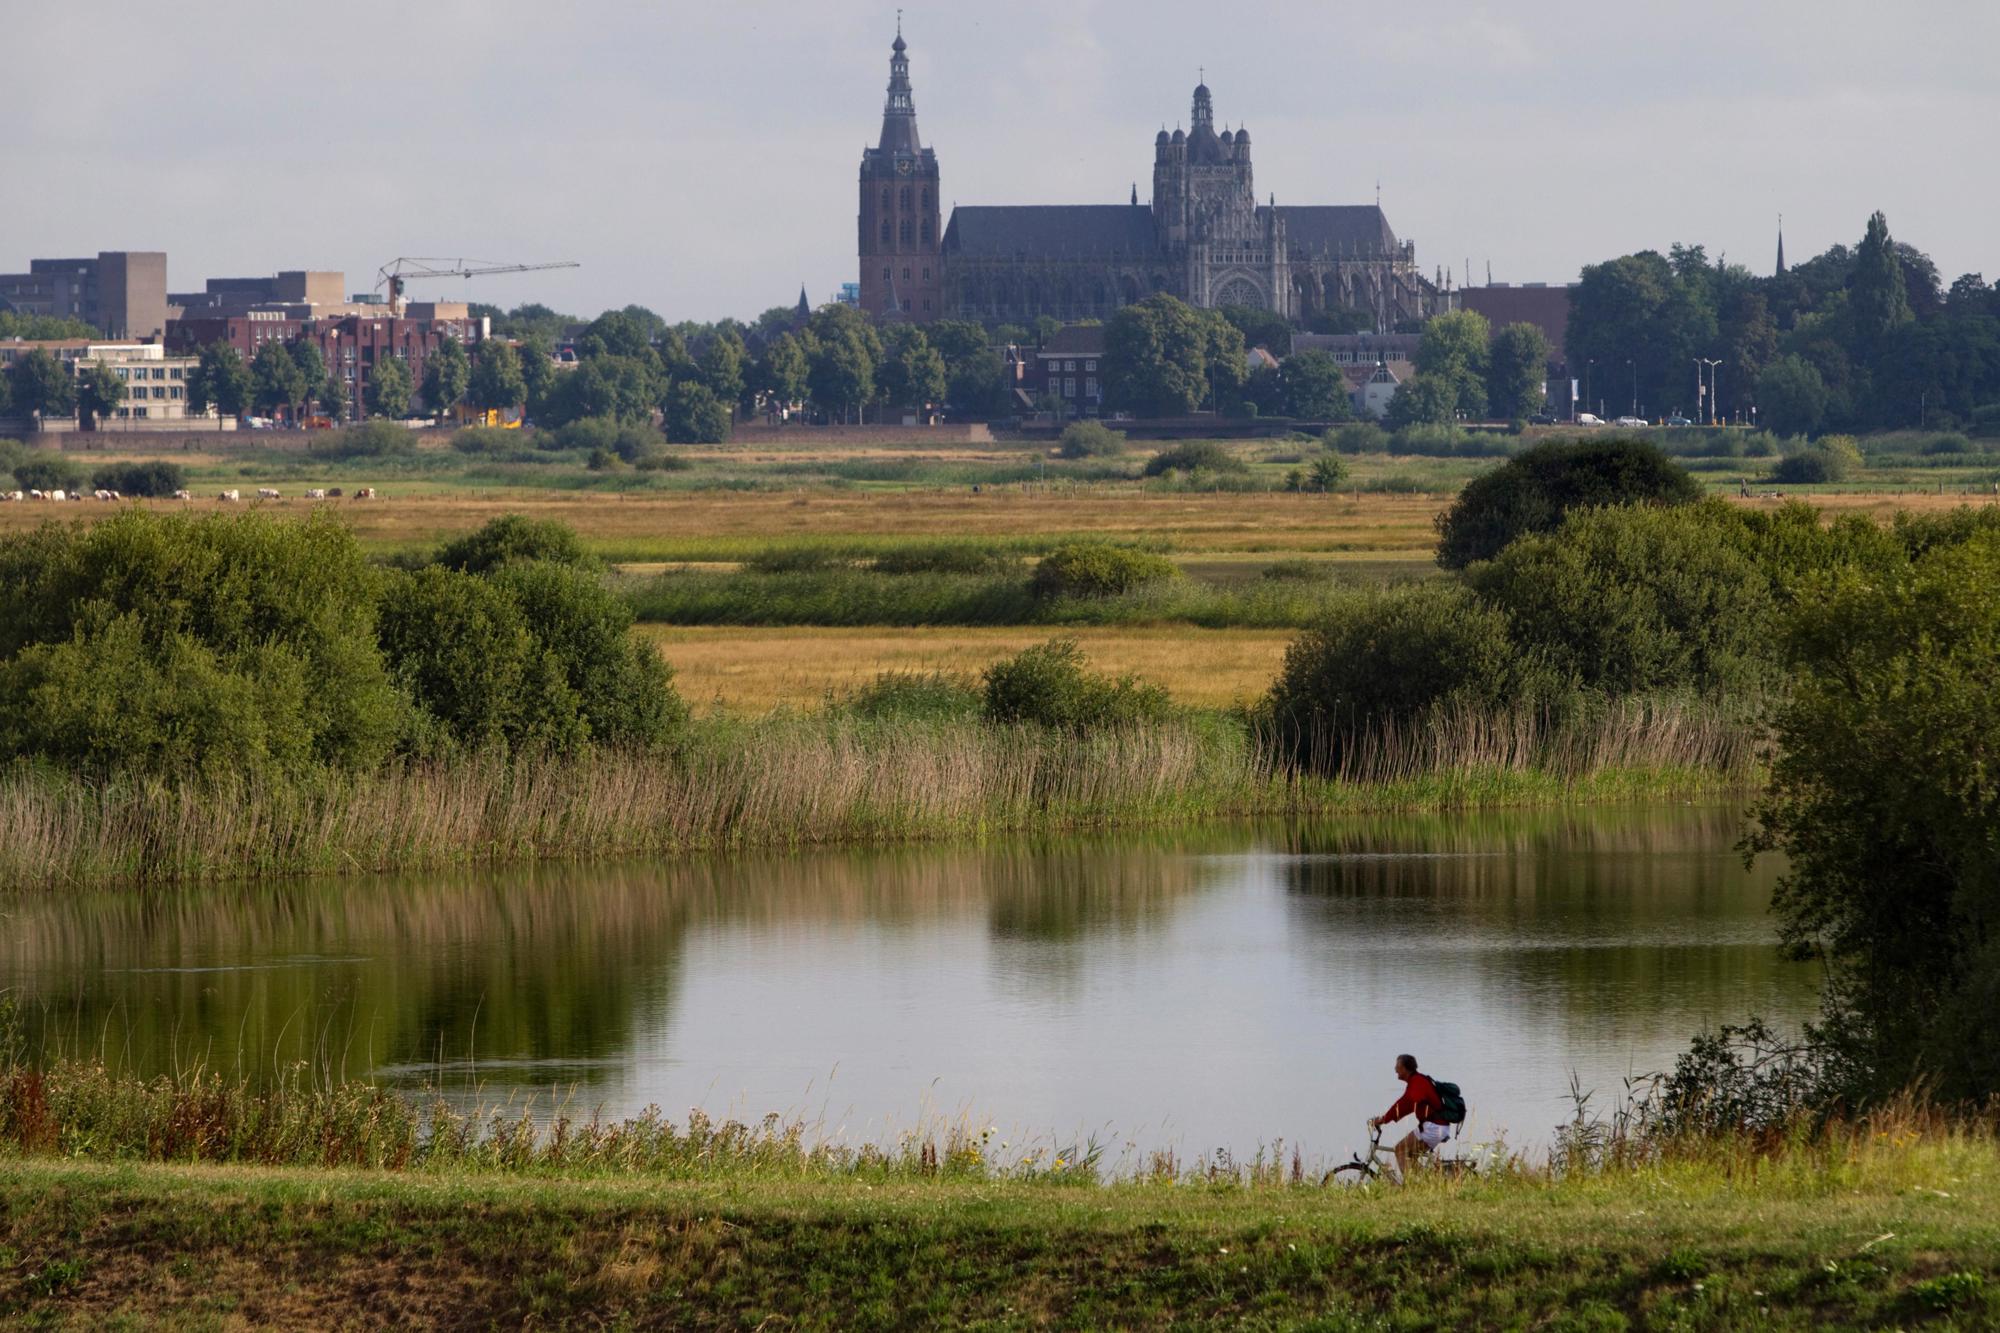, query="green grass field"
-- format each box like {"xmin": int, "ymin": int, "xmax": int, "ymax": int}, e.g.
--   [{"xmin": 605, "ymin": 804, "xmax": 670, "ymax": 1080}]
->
[{"xmin": 5, "ymin": 1136, "xmax": 1996, "ymax": 1329}]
